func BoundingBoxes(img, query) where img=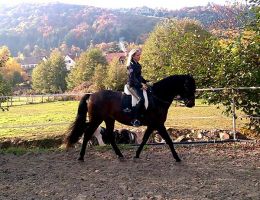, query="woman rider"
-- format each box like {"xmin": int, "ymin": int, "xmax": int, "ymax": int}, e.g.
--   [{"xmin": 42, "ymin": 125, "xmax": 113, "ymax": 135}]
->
[{"xmin": 126, "ymin": 48, "xmax": 148, "ymax": 127}]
